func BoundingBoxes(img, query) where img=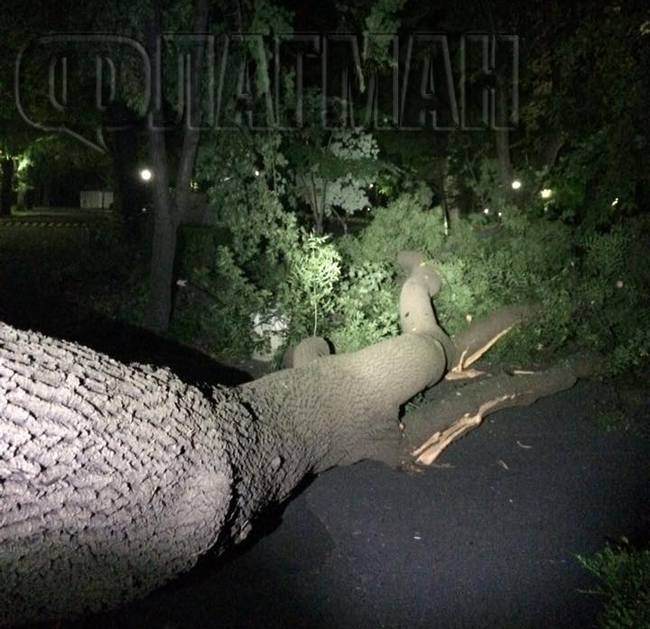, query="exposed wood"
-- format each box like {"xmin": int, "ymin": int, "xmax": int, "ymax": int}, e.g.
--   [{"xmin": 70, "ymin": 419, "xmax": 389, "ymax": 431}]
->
[
  {"xmin": 444, "ymin": 367, "xmax": 485, "ymax": 381},
  {"xmin": 413, "ymin": 395, "xmax": 512, "ymax": 465},
  {"xmin": 449, "ymin": 304, "xmax": 533, "ymax": 369},
  {"xmin": 404, "ymin": 354, "xmax": 602, "ymax": 466}
]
